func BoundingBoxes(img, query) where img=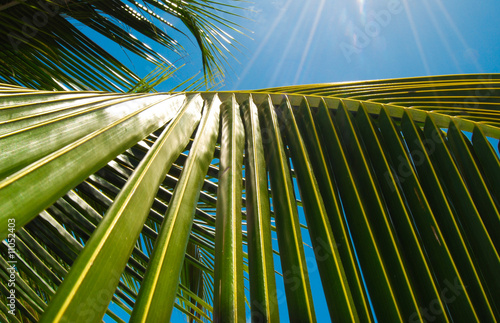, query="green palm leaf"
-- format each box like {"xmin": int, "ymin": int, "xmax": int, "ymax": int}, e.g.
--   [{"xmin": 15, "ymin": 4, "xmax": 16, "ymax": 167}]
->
[{"xmin": 1, "ymin": 74, "xmax": 499, "ymax": 322}]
